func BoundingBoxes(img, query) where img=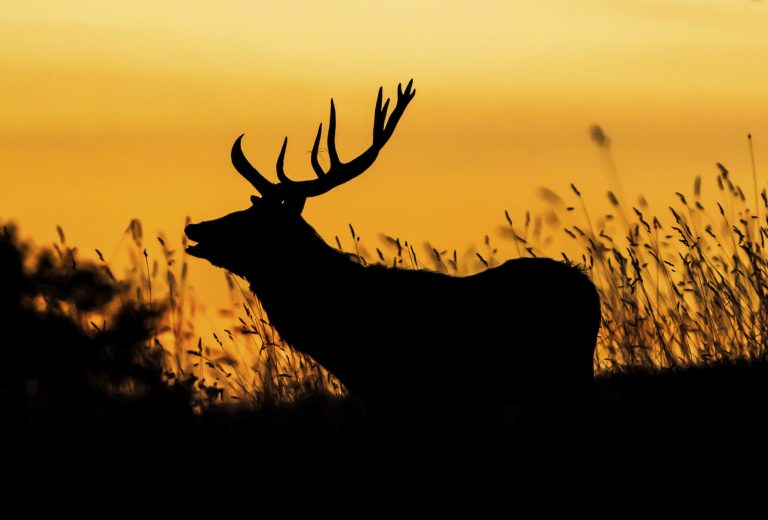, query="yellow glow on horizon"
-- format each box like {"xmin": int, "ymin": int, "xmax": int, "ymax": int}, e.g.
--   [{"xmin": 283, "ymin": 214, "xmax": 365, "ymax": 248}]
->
[{"xmin": 2, "ymin": 0, "xmax": 768, "ymax": 322}]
